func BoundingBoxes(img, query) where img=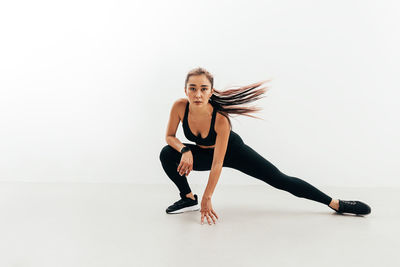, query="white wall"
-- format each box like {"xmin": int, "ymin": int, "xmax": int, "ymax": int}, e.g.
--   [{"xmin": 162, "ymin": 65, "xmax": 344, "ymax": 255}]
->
[{"xmin": 0, "ymin": 0, "xmax": 398, "ymax": 187}]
